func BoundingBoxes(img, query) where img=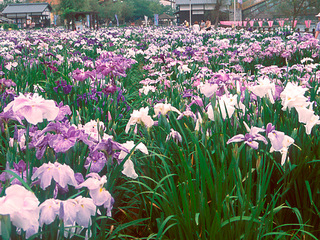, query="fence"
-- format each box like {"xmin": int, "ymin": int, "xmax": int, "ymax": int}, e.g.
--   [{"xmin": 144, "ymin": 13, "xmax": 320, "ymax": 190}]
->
[{"xmin": 220, "ymin": 20, "xmax": 316, "ymax": 36}]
